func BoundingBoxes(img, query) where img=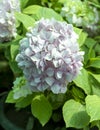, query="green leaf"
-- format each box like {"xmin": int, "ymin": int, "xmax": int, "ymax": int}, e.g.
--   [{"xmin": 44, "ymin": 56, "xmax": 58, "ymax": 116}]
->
[
  {"xmin": 6, "ymin": 91, "xmax": 36, "ymax": 108},
  {"xmin": 95, "ymin": 43, "xmax": 100, "ymax": 55},
  {"xmin": 23, "ymin": 5, "xmax": 63, "ymax": 21},
  {"xmin": 15, "ymin": 94, "xmax": 35, "ymax": 108},
  {"xmin": 9, "ymin": 61, "xmax": 22, "ymax": 75},
  {"xmin": 10, "ymin": 41, "xmax": 20, "ymax": 60},
  {"xmin": 88, "ymin": 74, "xmax": 100, "ymax": 97},
  {"xmin": 31, "ymin": 94, "xmax": 52, "ymax": 126},
  {"xmin": 74, "ymin": 27, "xmax": 82, "ymax": 36},
  {"xmin": 23, "ymin": 0, "xmax": 41, "ymax": 7},
  {"xmin": 63, "ymin": 99, "xmax": 90, "ymax": 128},
  {"xmin": 91, "ymin": 83, "xmax": 100, "ymax": 97},
  {"xmin": 0, "ymin": 41, "xmax": 11, "ymax": 49},
  {"xmin": 82, "ymin": 45, "xmax": 89, "ymax": 64},
  {"xmin": 23, "ymin": 5, "xmax": 41, "ymax": 14},
  {"xmin": 47, "ymin": 93, "xmax": 66, "ymax": 110},
  {"xmin": 6, "ymin": 91, "xmax": 18, "ymax": 103},
  {"xmin": 15, "ymin": 12, "xmax": 35, "ymax": 29},
  {"xmin": 89, "ymin": 1, "xmax": 100, "ymax": 8},
  {"xmin": 20, "ymin": 0, "xmax": 29, "ymax": 9},
  {"xmin": 74, "ymin": 68, "xmax": 91, "ymax": 94},
  {"xmin": 84, "ymin": 38, "xmax": 96, "ymax": 48},
  {"xmin": 58, "ymin": 0, "xmax": 67, "ymax": 3},
  {"xmin": 74, "ymin": 27, "xmax": 87, "ymax": 47},
  {"xmin": 84, "ymin": 38, "xmax": 96, "ymax": 60},
  {"xmin": 10, "ymin": 35, "xmax": 22, "ymax": 60},
  {"xmin": 78, "ymin": 31, "xmax": 87, "ymax": 47},
  {"xmin": 88, "ymin": 57, "xmax": 100, "ymax": 68},
  {"xmin": 4, "ymin": 46, "xmax": 11, "ymax": 60},
  {"xmin": 88, "ymin": 46, "xmax": 95, "ymax": 60},
  {"xmin": 71, "ymin": 87, "xmax": 85, "ymax": 101},
  {"xmin": 86, "ymin": 95, "xmax": 100, "ymax": 122},
  {"xmin": 89, "ymin": 73, "xmax": 100, "ymax": 83},
  {"xmin": 6, "ymin": 91, "xmax": 37, "ymax": 108}
]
